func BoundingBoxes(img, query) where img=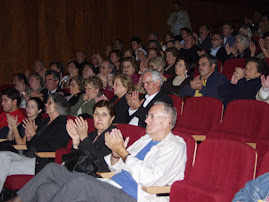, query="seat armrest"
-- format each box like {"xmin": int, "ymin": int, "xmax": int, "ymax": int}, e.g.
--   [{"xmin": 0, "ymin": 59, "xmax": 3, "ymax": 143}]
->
[
  {"xmin": 142, "ymin": 186, "xmax": 171, "ymax": 194},
  {"xmin": 0, "ymin": 139, "xmax": 7, "ymax": 142},
  {"xmin": 96, "ymin": 172, "xmax": 115, "ymax": 179},
  {"xmin": 36, "ymin": 152, "xmax": 56, "ymax": 158},
  {"xmin": 13, "ymin": 145, "xmax": 27, "ymax": 150}
]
